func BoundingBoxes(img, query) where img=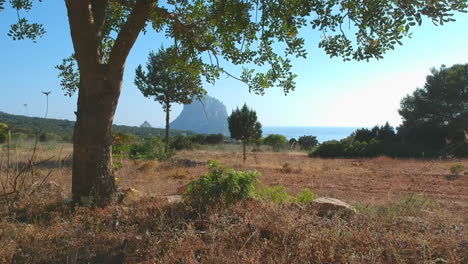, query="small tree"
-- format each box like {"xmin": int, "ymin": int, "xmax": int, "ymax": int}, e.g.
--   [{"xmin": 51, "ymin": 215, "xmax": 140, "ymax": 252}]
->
[
  {"xmin": 263, "ymin": 134, "xmax": 288, "ymax": 152},
  {"xmin": 298, "ymin": 136, "xmax": 319, "ymax": 150},
  {"xmin": 228, "ymin": 104, "xmax": 262, "ymax": 162},
  {"xmin": 135, "ymin": 46, "xmax": 205, "ymax": 153}
]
